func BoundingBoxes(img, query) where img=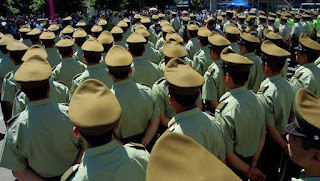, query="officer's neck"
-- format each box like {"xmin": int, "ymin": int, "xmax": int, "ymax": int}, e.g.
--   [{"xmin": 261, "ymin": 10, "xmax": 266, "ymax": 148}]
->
[
  {"xmin": 174, "ymin": 104, "xmax": 197, "ymax": 114},
  {"xmin": 305, "ymin": 166, "xmax": 320, "ymax": 178},
  {"xmin": 113, "ymin": 77, "xmax": 129, "ymax": 83}
]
